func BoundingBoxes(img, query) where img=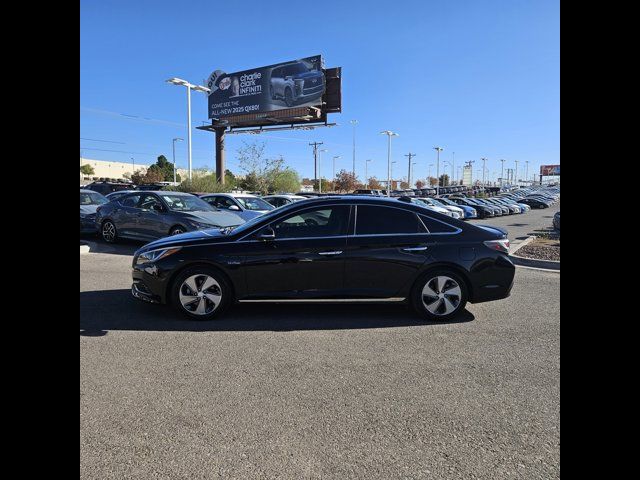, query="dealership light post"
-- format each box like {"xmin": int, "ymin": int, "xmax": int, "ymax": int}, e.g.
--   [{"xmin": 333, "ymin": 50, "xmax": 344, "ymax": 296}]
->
[
  {"xmin": 405, "ymin": 153, "xmax": 416, "ymax": 187},
  {"xmin": 319, "ymin": 149, "xmax": 328, "ymax": 193},
  {"xmin": 452, "ymin": 152, "xmax": 455, "ymax": 183},
  {"xmin": 332, "ymin": 155, "xmax": 341, "ymax": 189},
  {"xmin": 525, "ymin": 161, "xmax": 529, "ymax": 186},
  {"xmin": 350, "ymin": 120, "xmax": 358, "ymax": 176},
  {"xmin": 514, "ymin": 160, "xmax": 519, "ymax": 187},
  {"xmin": 172, "ymin": 138, "xmax": 183, "ymax": 183},
  {"xmin": 166, "ymin": 78, "xmax": 211, "ymax": 181},
  {"xmin": 481, "ymin": 157, "xmax": 487, "ymax": 186},
  {"xmin": 500, "ymin": 159, "xmax": 506, "ymax": 187},
  {"xmin": 391, "ymin": 161, "xmax": 397, "ymax": 190},
  {"xmin": 365, "ymin": 159, "xmax": 372, "ymax": 188},
  {"xmin": 433, "ymin": 147, "xmax": 444, "ymax": 195},
  {"xmin": 380, "ymin": 131, "xmax": 399, "ymax": 196}
]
